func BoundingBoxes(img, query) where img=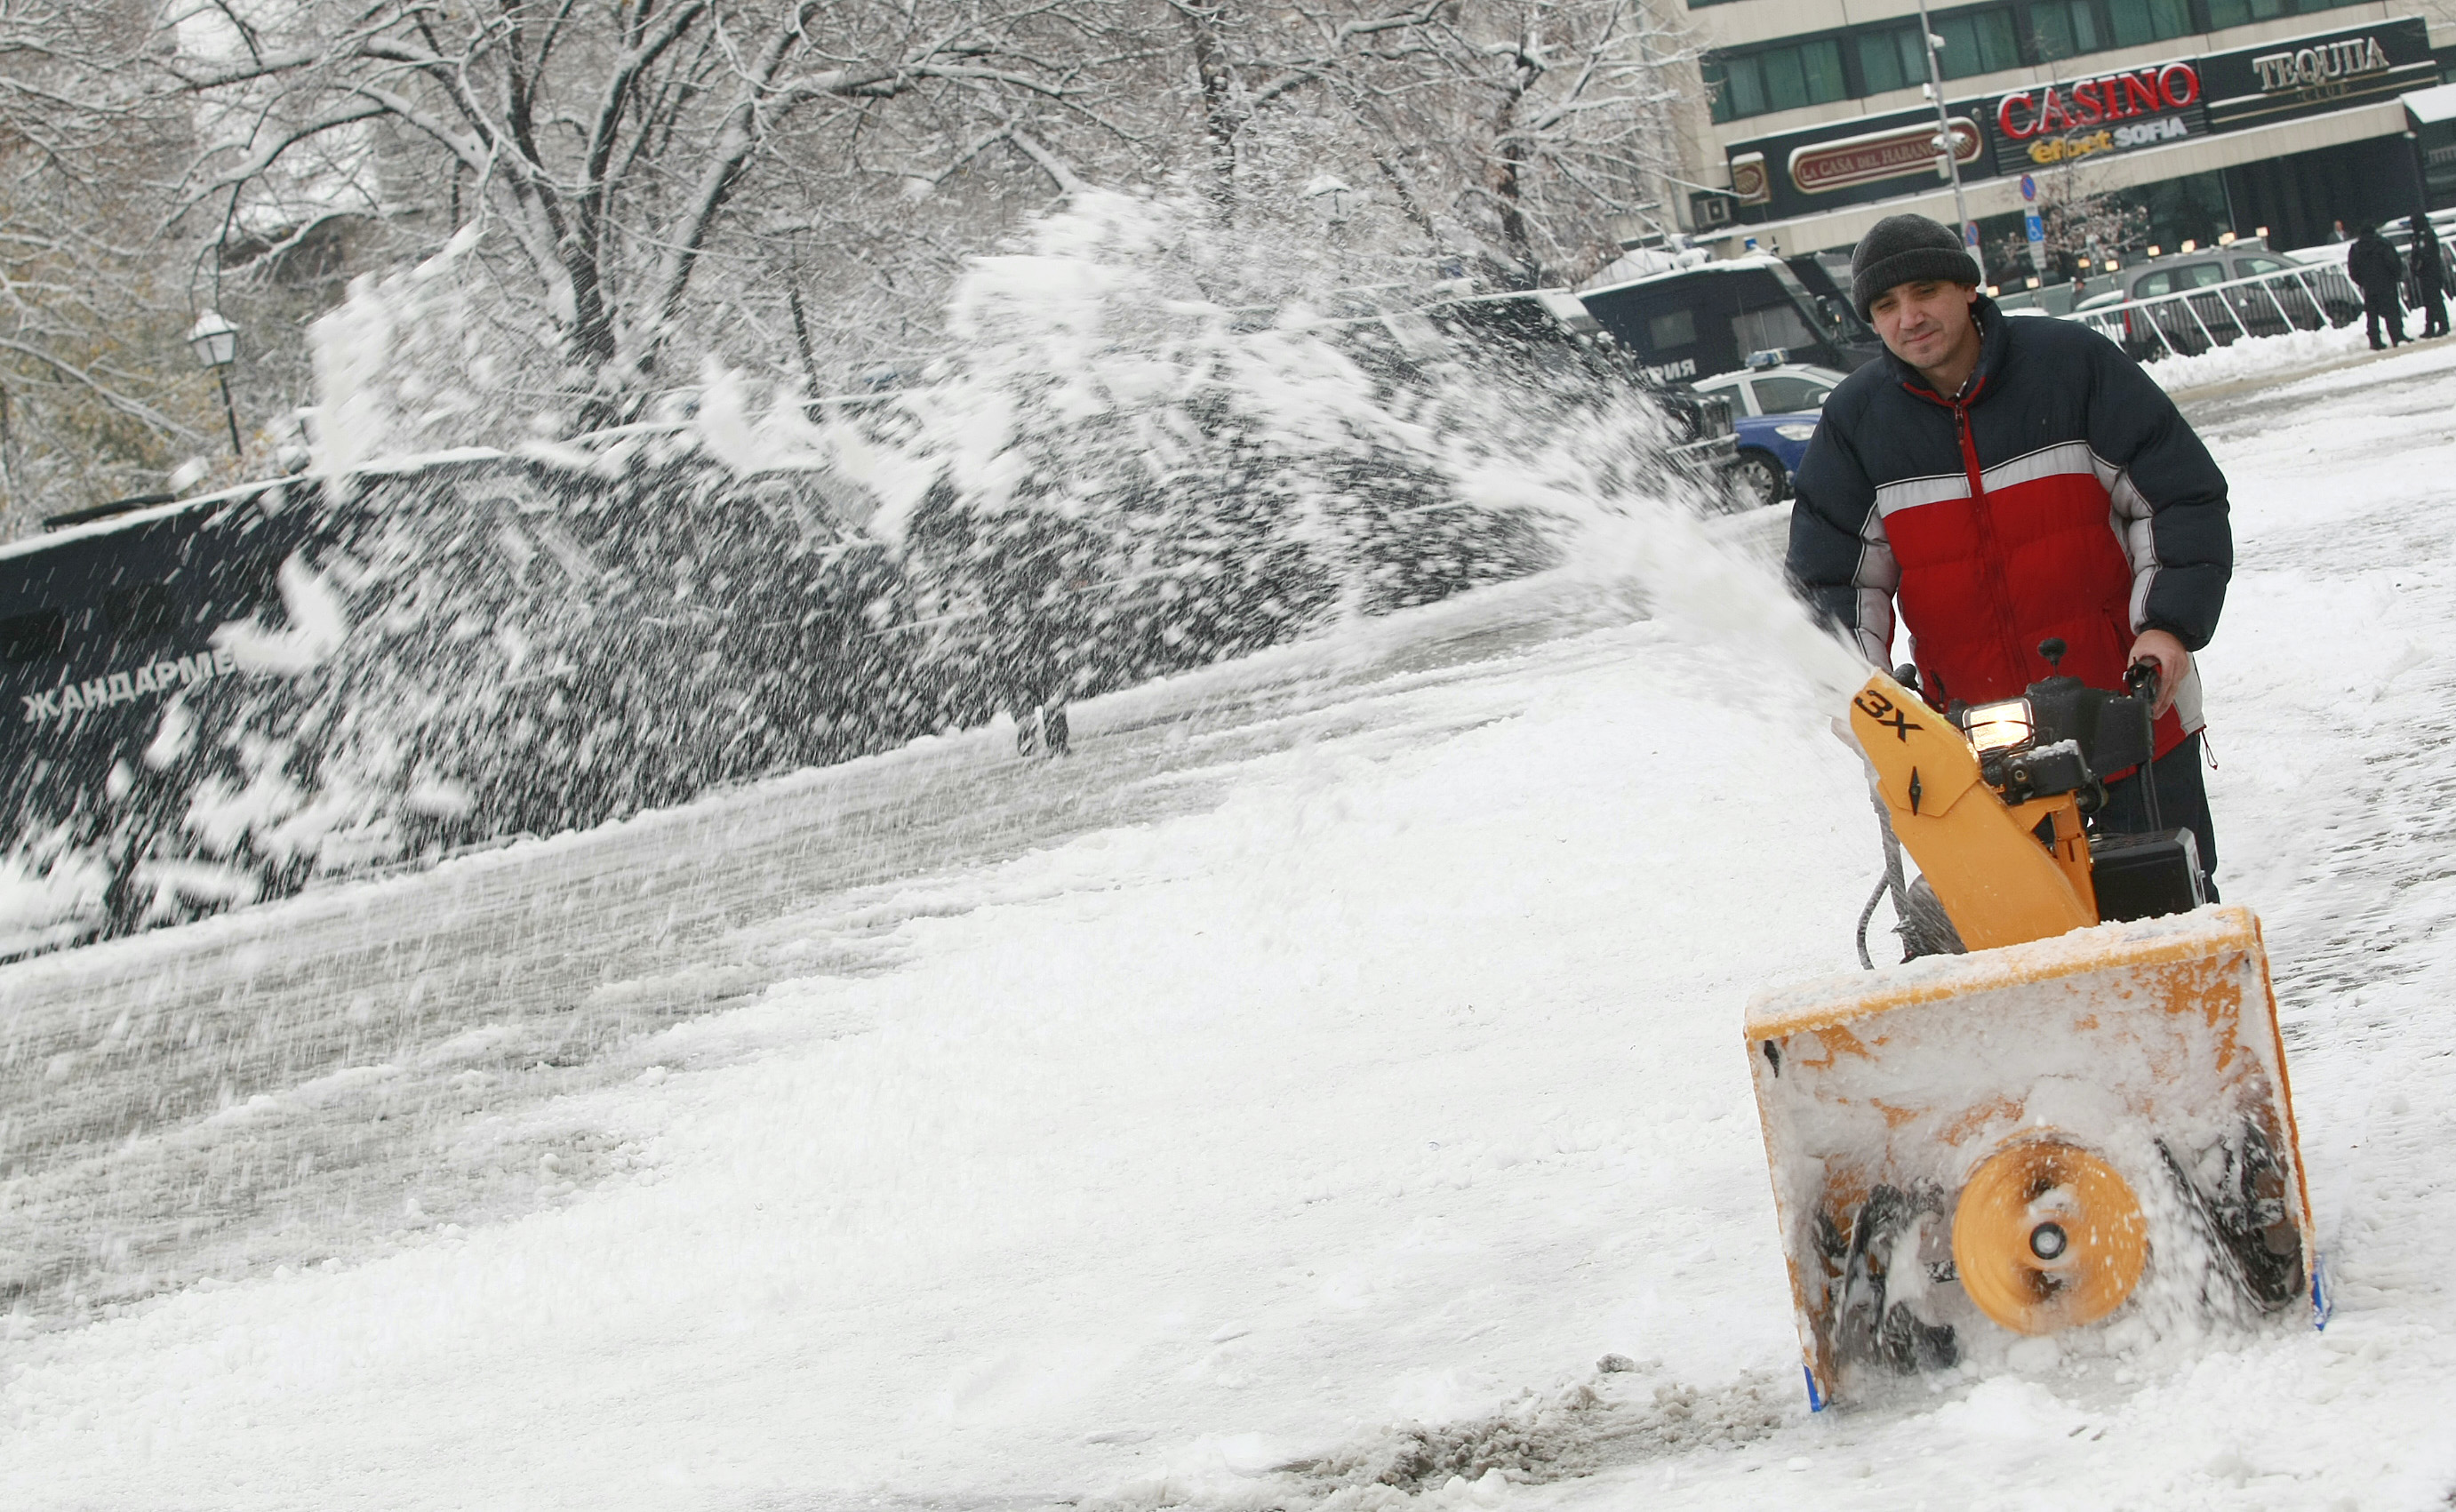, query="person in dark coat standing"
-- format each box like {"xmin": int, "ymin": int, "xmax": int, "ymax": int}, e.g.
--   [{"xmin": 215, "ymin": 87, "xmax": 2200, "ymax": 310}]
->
[
  {"xmin": 2411, "ymin": 219, "xmax": 2450, "ymax": 338},
  {"xmin": 2347, "ymin": 223, "xmax": 2408, "ymax": 348}
]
